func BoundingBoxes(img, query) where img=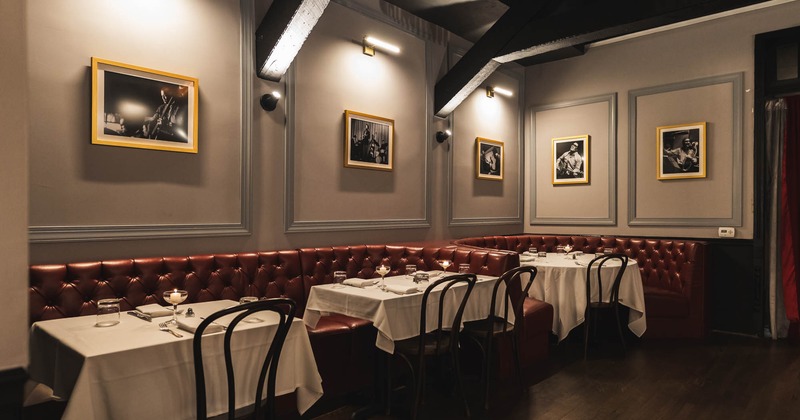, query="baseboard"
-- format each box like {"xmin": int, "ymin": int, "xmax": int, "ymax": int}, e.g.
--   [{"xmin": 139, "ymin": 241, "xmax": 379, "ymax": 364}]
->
[{"xmin": 0, "ymin": 367, "xmax": 27, "ymax": 420}]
